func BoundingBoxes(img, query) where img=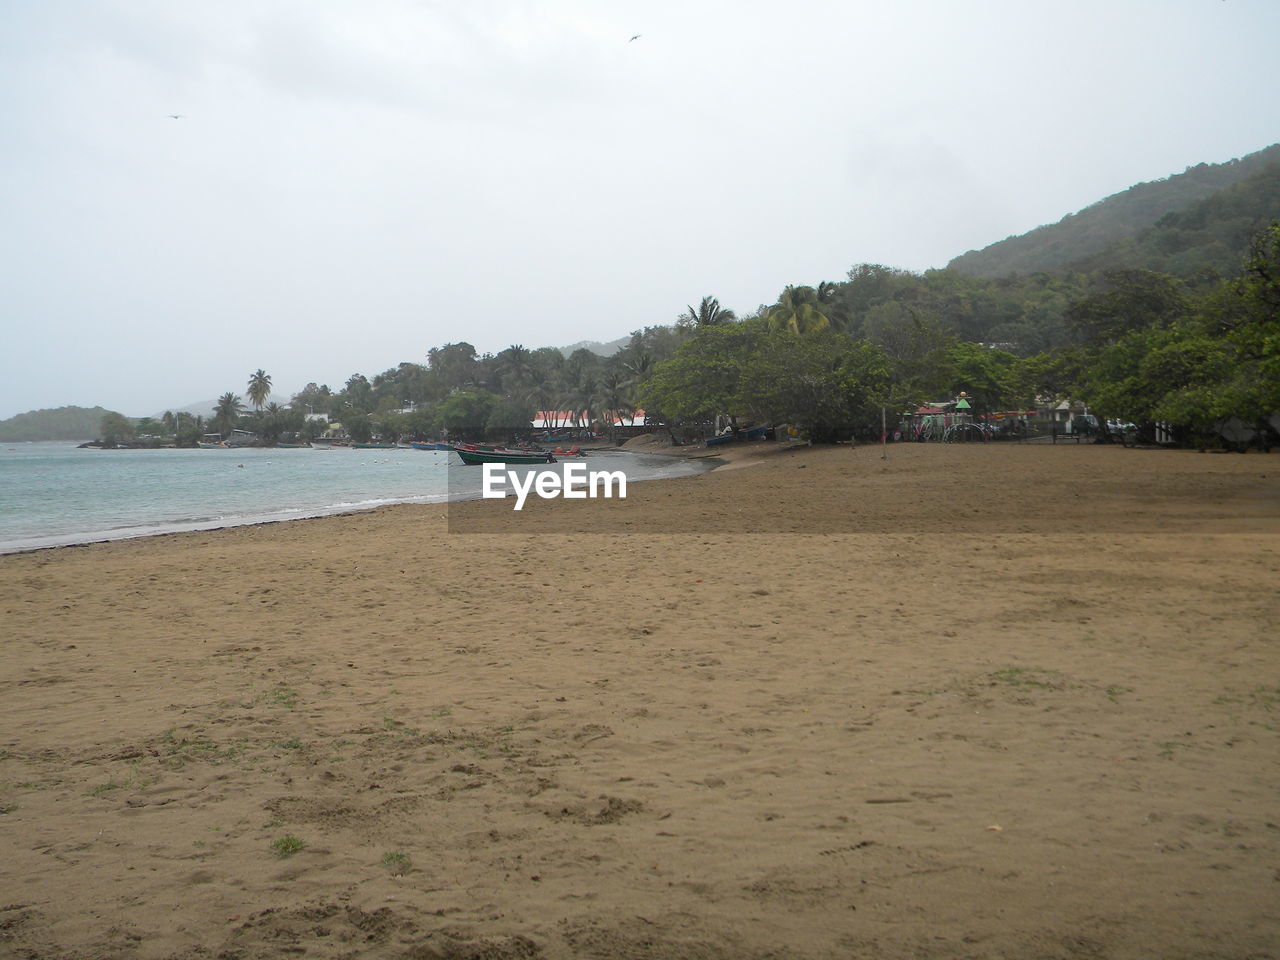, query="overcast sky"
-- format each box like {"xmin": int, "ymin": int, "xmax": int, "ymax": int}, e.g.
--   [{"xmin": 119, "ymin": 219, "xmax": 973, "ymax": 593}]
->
[{"xmin": 2, "ymin": 0, "xmax": 1277, "ymax": 419}]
